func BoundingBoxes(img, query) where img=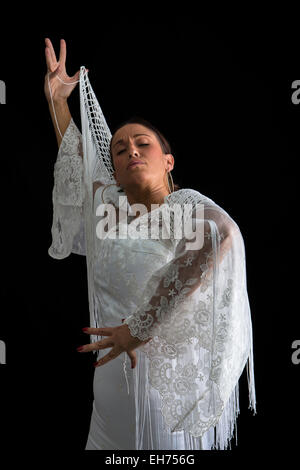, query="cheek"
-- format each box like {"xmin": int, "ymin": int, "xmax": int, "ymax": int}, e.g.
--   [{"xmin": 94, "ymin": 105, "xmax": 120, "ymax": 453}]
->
[
  {"xmin": 113, "ymin": 157, "xmax": 127, "ymax": 173},
  {"xmin": 146, "ymin": 148, "xmax": 165, "ymax": 168}
]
